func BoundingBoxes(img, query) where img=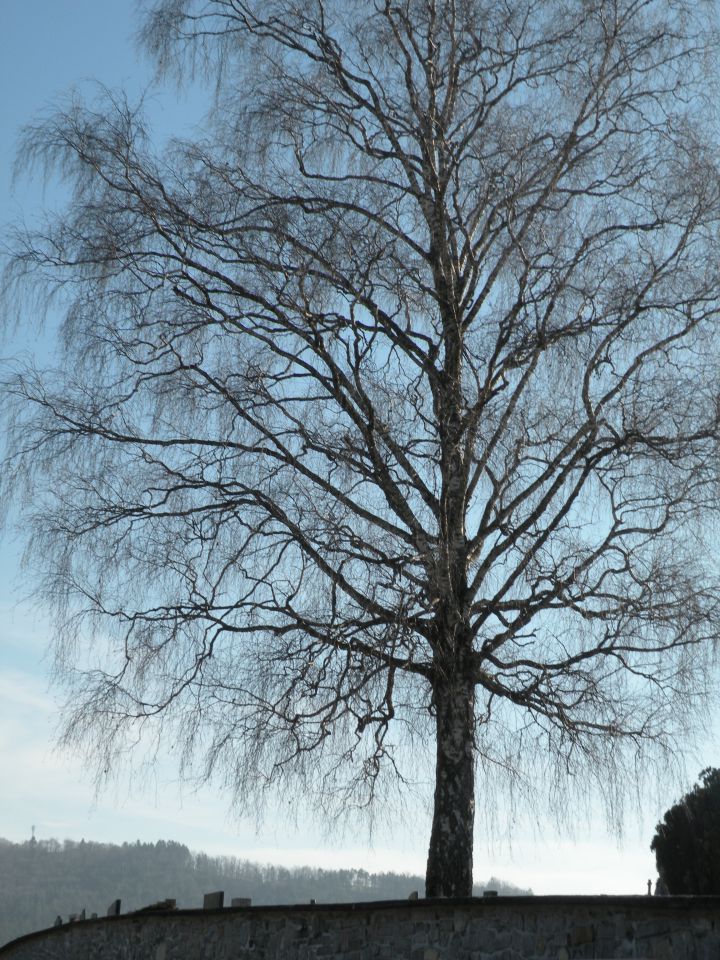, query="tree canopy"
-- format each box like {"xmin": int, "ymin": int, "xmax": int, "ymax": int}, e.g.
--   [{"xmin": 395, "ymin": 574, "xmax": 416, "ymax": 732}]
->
[
  {"xmin": 4, "ymin": 0, "xmax": 720, "ymax": 896},
  {"xmin": 651, "ymin": 768, "xmax": 720, "ymax": 895}
]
